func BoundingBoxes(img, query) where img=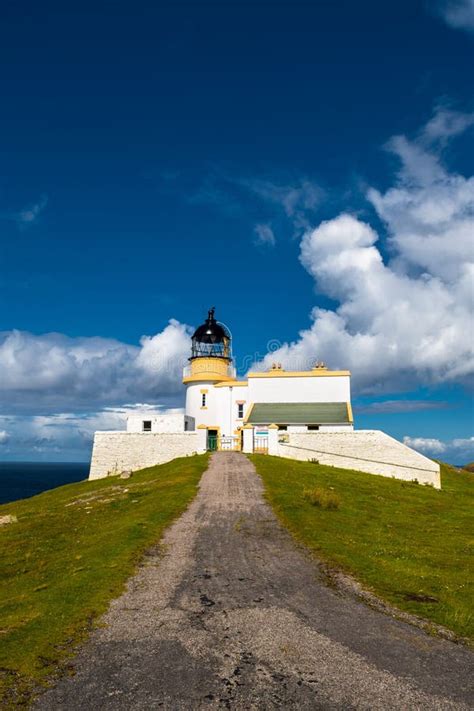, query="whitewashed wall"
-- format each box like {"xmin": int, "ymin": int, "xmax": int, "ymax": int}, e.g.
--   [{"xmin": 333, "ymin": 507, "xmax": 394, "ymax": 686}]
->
[
  {"xmin": 248, "ymin": 374, "xmax": 350, "ymax": 404},
  {"xmin": 185, "ymin": 382, "xmax": 219, "ymax": 429},
  {"xmin": 215, "ymin": 385, "xmax": 249, "ymax": 437},
  {"xmin": 276, "ymin": 430, "xmax": 440, "ymax": 488},
  {"xmin": 126, "ymin": 413, "xmax": 194, "ymax": 433},
  {"xmin": 89, "ymin": 432, "xmax": 205, "ymax": 480},
  {"xmin": 185, "ymin": 381, "xmax": 250, "ymax": 437}
]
